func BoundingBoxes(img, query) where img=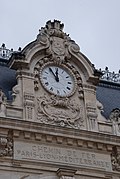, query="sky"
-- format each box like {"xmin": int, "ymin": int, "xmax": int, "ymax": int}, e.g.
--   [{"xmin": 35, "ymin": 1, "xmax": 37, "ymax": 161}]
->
[{"xmin": 0, "ymin": 0, "xmax": 120, "ymax": 72}]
